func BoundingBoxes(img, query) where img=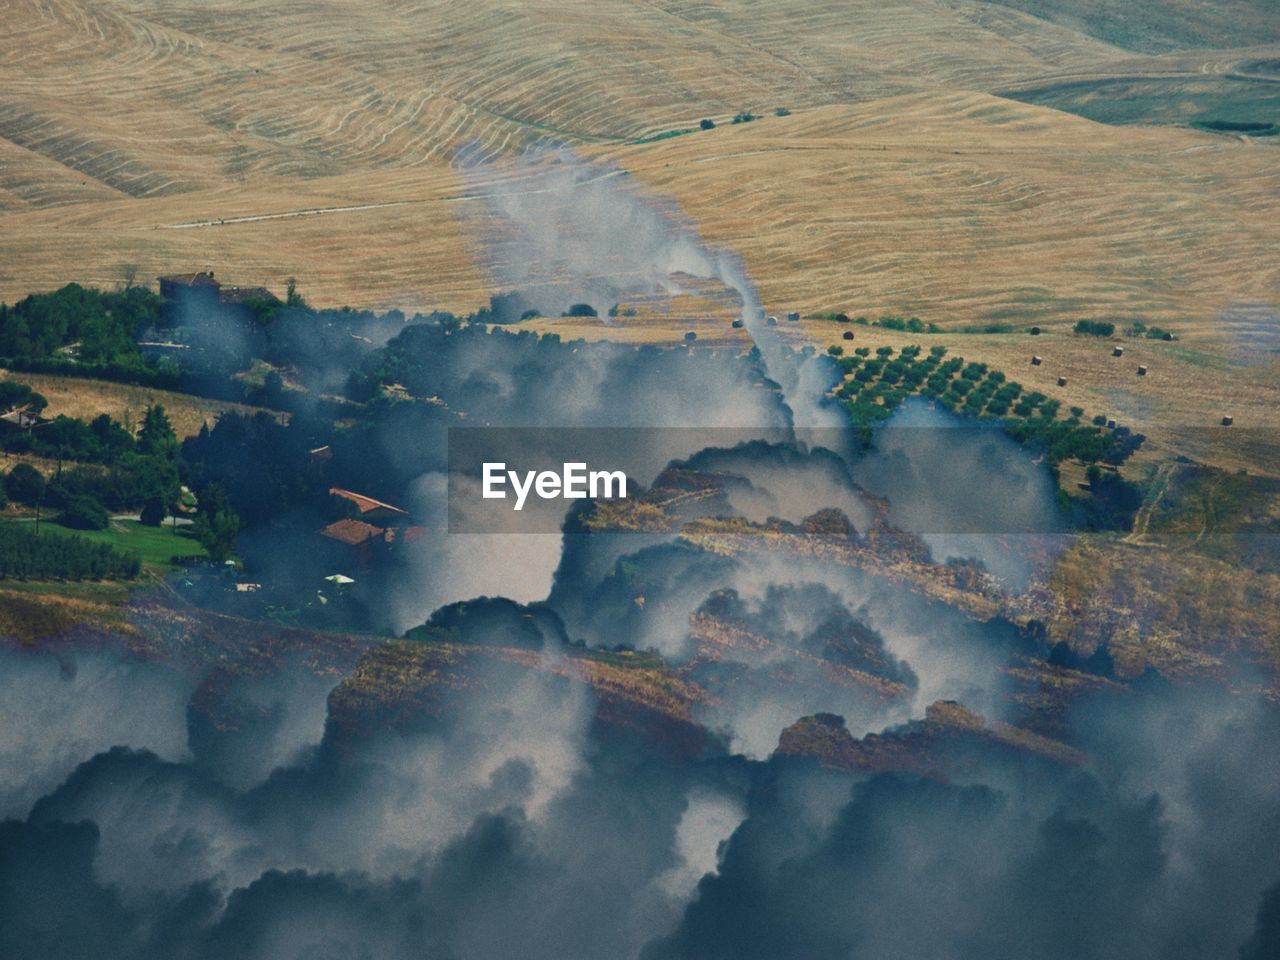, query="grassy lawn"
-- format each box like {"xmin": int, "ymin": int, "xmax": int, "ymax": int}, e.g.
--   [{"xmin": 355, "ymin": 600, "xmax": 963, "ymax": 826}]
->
[{"xmin": 8, "ymin": 517, "xmax": 208, "ymax": 573}]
